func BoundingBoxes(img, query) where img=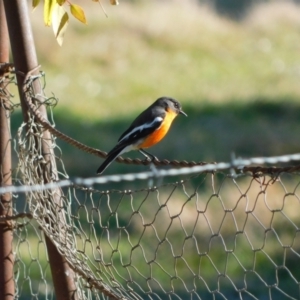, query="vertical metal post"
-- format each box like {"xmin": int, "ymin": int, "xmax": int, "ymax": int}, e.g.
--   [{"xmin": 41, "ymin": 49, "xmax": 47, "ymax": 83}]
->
[
  {"xmin": 2, "ymin": 0, "xmax": 78, "ymax": 299},
  {"xmin": 0, "ymin": 1, "xmax": 14, "ymax": 299}
]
